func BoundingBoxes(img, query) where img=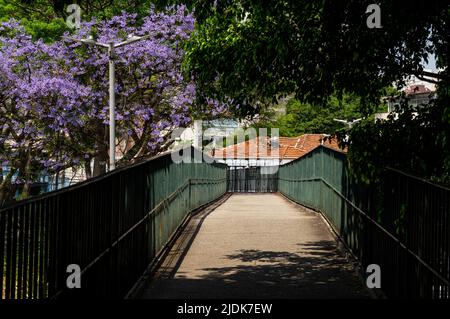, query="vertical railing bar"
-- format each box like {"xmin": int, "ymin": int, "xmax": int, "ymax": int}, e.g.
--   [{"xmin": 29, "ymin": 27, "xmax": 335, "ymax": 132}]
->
[
  {"xmin": 5, "ymin": 208, "xmax": 13, "ymax": 299},
  {"xmin": 36, "ymin": 201, "xmax": 43, "ymax": 298},
  {"xmin": 0, "ymin": 207, "xmax": 5, "ymax": 299},
  {"xmin": 41, "ymin": 198, "xmax": 50, "ymax": 298},
  {"xmin": 10, "ymin": 207, "xmax": 18, "ymax": 299},
  {"xmin": 32, "ymin": 200, "xmax": 40, "ymax": 298},
  {"xmin": 16, "ymin": 205, "xmax": 24, "ymax": 299},
  {"xmin": 49, "ymin": 195, "xmax": 58, "ymax": 297},
  {"xmin": 23, "ymin": 203, "xmax": 31, "ymax": 299},
  {"xmin": 26, "ymin": 202, "xmax": 35, "ymax": 299}
]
